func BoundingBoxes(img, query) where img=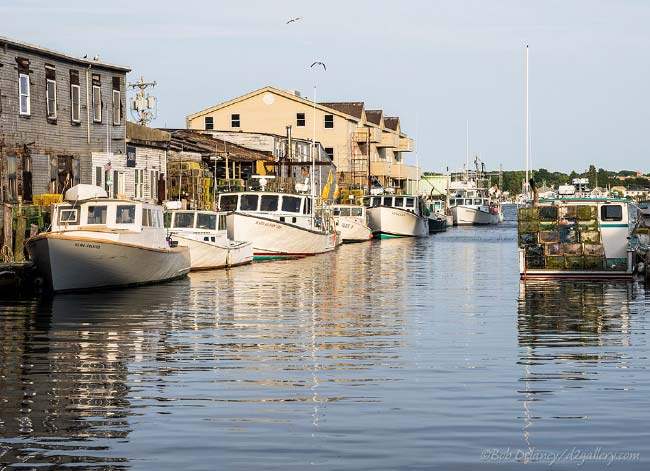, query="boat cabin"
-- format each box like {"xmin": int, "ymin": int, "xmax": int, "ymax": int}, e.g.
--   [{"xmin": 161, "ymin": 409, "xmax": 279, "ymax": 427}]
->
[
  {"xmin": 52, "ymin": 200, "xmax": 164, "ymax": 232},
  {"xmin": 332, "ymin": 205, "xmax": 366, "ymax": 218},
  {"xmin": 362, "ymin": 195, "xmax": 423, "ymax": 215},
  {"xmin": 449, "ymin": 197, "xmax": 490, "ymax": 207},
  {"xmin": 218, "ymin": 192, "xmax": 312, "ymax": 216}
]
